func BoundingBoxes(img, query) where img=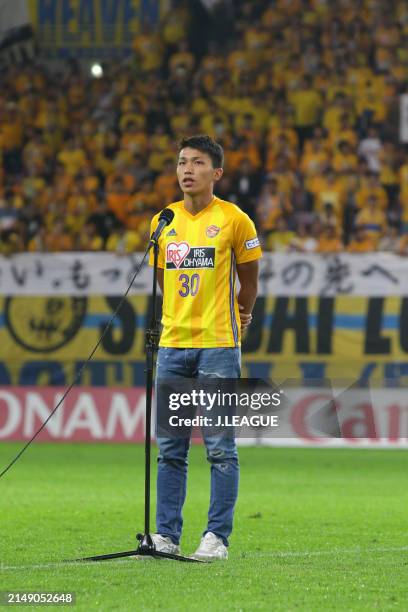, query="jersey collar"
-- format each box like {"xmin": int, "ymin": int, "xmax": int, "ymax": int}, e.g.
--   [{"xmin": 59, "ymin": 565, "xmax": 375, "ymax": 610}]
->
[{"xmin": 180, "ymin": 196, "xmax": 217, "ymax": 220}]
